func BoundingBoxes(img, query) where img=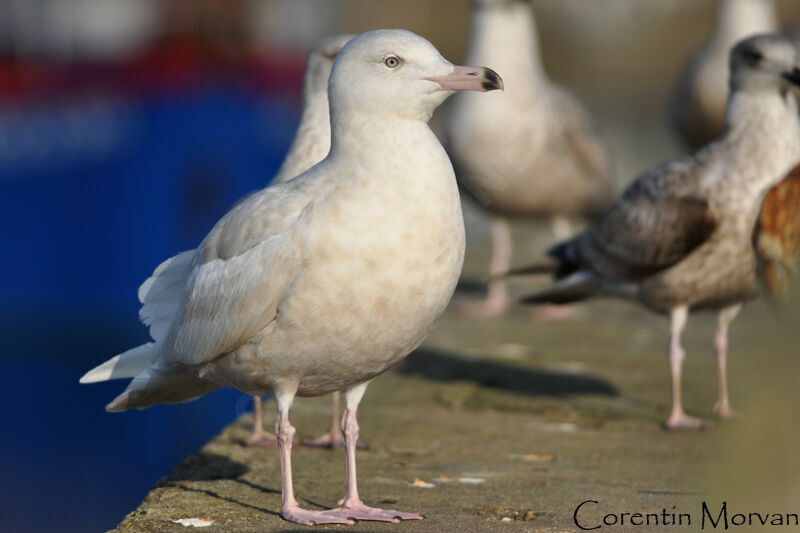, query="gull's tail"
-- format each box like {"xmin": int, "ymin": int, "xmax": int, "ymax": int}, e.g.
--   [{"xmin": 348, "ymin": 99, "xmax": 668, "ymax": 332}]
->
[
  {"xmin": 80, "ymin": 341, "xmax": 218, "ymax": 412},
  {"xmin": 517, "ymin": 239, "xmax": 602, "ymax": 304},
  {"xmin": 520, "ymin": 271, "xmax": 600, "ymax": 305},
  {"xmin": 105, "ymin": 364, "xmax": 219, "ymax": 412},
  {"xmin": 80, "ymin": 343, "xmax": 156, "ymax": 384}
]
